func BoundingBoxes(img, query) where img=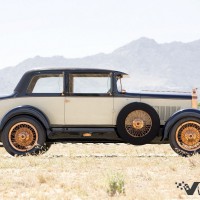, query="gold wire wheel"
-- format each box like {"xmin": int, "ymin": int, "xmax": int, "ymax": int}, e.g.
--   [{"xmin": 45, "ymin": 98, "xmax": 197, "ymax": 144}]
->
[
  {"xmin": 176, "ymin": 121, "xmax": 200, "ymax": 151},
  {"xmin": 8, "ymin": 122, "xmax": 38, "ymax": 152},
  {"xmin": 125, "ymin": 110, "xmax": 152, "ymax": 137}
]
